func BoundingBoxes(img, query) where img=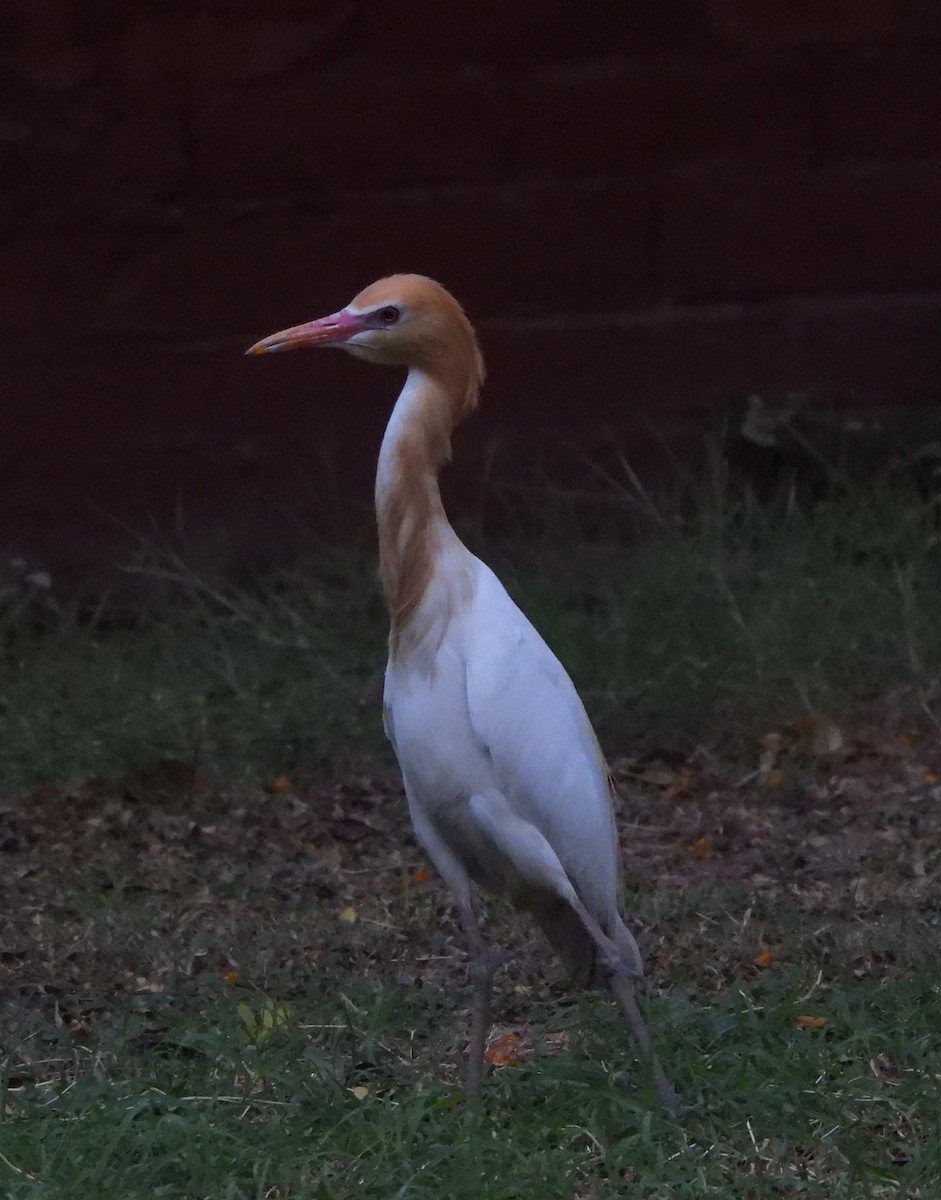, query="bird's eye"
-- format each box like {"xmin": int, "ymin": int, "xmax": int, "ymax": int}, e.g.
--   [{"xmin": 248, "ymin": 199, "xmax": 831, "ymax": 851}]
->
[{"xmin": 377, "ymin": 305, "xmax": 400, "ymax": 325}]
